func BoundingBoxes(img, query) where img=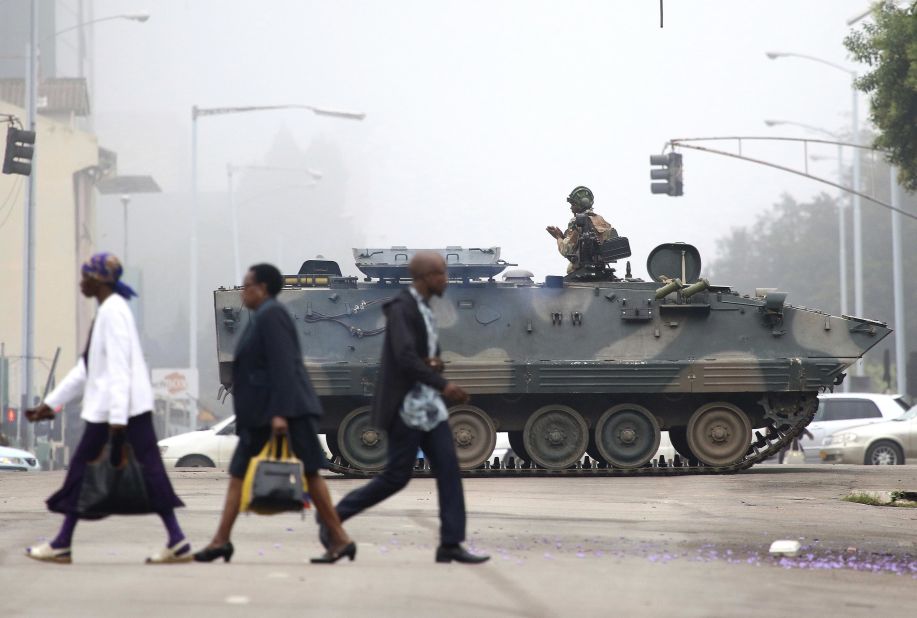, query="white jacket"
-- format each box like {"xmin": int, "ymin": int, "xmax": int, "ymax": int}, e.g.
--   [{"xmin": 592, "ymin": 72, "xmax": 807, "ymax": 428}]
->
[{"xmin": 45, "ymin": 294, "xmax": 153, "ymax": 425}]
